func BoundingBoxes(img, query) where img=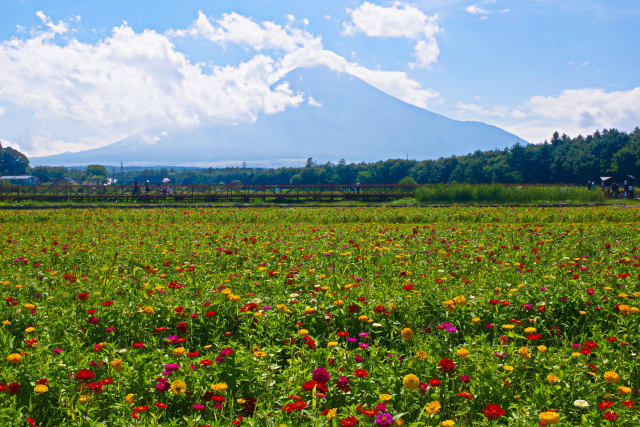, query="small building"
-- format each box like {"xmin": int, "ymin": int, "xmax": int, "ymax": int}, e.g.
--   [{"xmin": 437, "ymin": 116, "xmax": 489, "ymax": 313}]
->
[
  {"xmin": 52, "ymin": 177, "xmax": 79, "ymax": 186},
  {"xmin": 0, "ymin": 175, "xmax": 40, "ymax": 186}
]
